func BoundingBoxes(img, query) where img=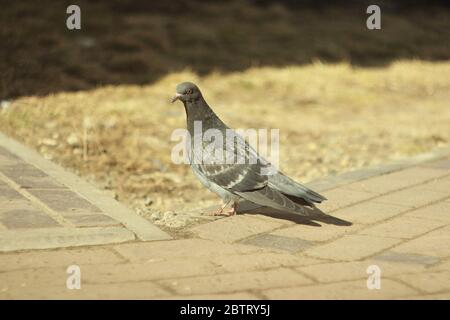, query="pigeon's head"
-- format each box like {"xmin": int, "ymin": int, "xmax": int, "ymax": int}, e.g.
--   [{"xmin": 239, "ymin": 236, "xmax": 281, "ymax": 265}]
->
[{"xmin": 171, "ymin": 82, "xmax": 202, "ymax": 103}]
